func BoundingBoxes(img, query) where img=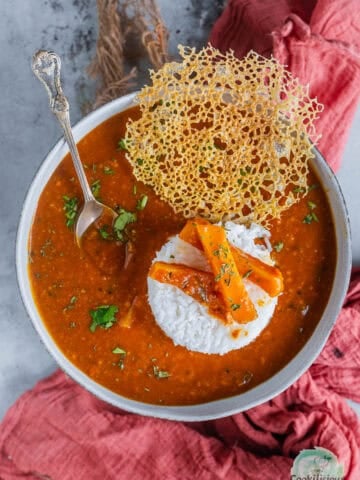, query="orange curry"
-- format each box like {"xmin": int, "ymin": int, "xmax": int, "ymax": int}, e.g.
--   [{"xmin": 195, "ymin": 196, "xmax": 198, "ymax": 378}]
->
[{"xmin": 28, "ymin": 107, "xmax": 336, "ymax": 405}]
